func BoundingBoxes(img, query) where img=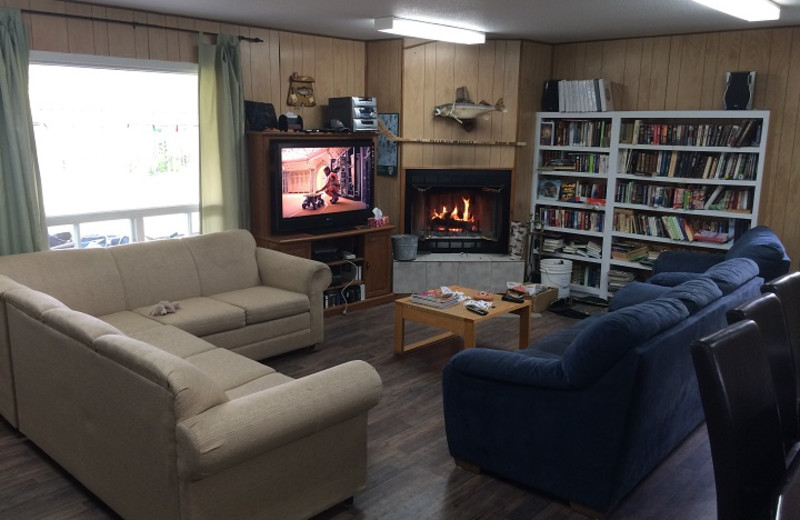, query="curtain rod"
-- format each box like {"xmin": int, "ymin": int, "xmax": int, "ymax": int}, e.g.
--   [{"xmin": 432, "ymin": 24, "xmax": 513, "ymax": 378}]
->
[{"xmin": 20, "ymin": 8, "xmax": 264, "ymax": 43}]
